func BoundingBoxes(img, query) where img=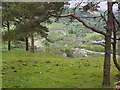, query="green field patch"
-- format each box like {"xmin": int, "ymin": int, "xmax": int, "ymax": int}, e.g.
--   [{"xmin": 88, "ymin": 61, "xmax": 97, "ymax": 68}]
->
[{"xmin": 2, "ymin": 50, "xmax": 118, "ymax": 88}]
